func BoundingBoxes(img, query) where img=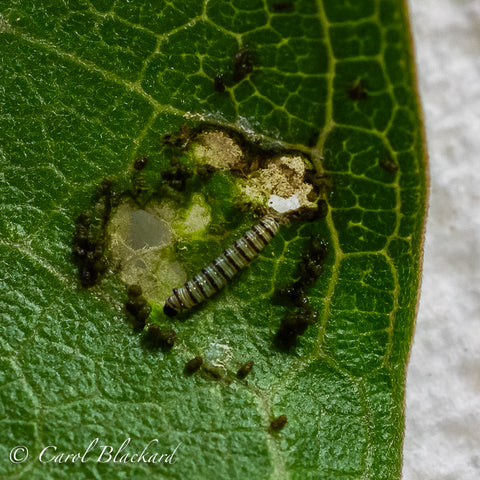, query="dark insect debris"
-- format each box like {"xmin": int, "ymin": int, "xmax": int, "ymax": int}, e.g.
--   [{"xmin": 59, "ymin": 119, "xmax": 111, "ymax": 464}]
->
[
  {"xmin": 184, "ymin": 356, "xmax": 203, "ymax": 375},
  {"xmin": 125, "ymin": 284, "xmax": 151, "ymax": 330},
  {"xmin": 276, "ymin": 285, "xmax": 310, "ymax": 308},
  {"xmin": 196, "ymin": 163, "xmax": 218, "ymax": 178},
  {"xmin": 143, "ymin": 324, "xmax": 176, "ymax": 351},
  {"xmin": 237, "ymin": 360, "xmax": 254, "ymax": 379},
  {"xmin": 161, "ymin": 160, "xmax": 192, "ymax": 192},
  {"xmin": 134, "ymin": 156, "xmax": 148, "ymax": 171},
  {"xmin": 348, "ymin": 79, "xmax": 368, "ymax": 100},
  {"xmin": 379, "ymin": 158, "xmax": 399, "ymax": 174},
  {"xmin": 127, "ymin": 284, "xmax": 143, "ymax": 297},
  {"xmin": 275, "ymin": 235, "xmax": 329, "ymax": 301},
  {"xmin": 273, "ymin": 236, "xmax": 328, "ymax": 348},
  {"xmin": 297, "ymin": 236, "xmax": 329, "ymax": 286},
  {"xmin": 214, "ymin": 73, "xmax": 226, "ymax": 93},
  {"xmin": 233, "ymin": 49, "xmax": 253, "ymax": 83},
  {"xmin": 287, "ymin": 202, "xmax": 327, "ymax": 223},
  {"xmin": 275, "ymin": 306, "xmax": 319, "ymax": 349},
  {"xmin": 72, "ymin": 178, "xmax": 117, "ymax": 288},
  {"xmin": 269, "ymin": 414, "xmax": 288, "ymax": 432}
]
